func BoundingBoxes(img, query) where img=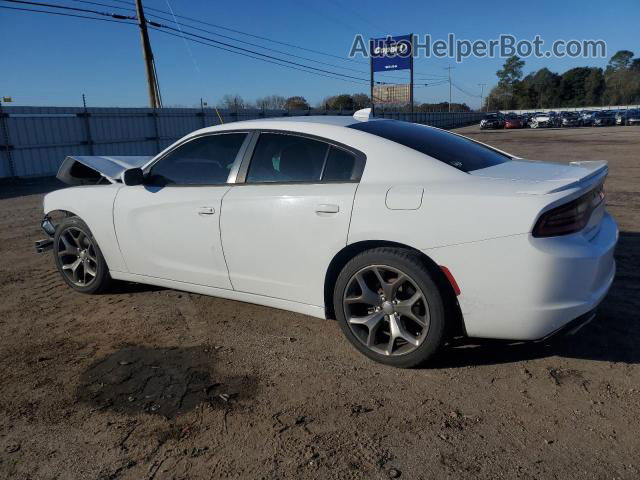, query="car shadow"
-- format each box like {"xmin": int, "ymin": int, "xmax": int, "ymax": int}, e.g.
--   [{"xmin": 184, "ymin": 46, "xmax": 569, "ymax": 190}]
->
[
  {"xmin": 107, "ymin": 281, "xmax": 166, "ymax": 295},
  {"xmin": 76, "ymin": 345, "xmax": 258, "ymax": 418},
  {"xmin": 432, "ymin": 231, "xmax": 640, "ymax": 368}
]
